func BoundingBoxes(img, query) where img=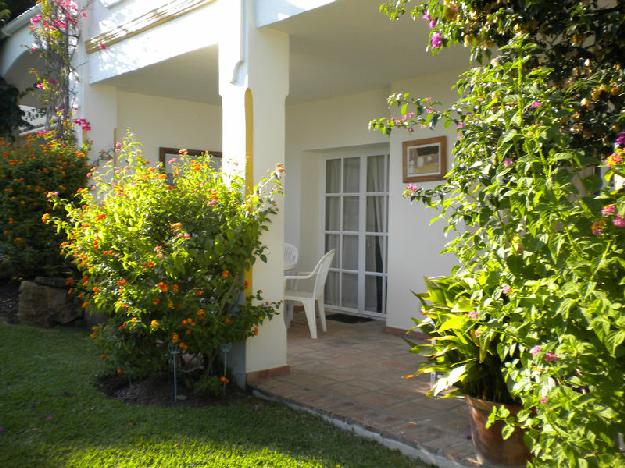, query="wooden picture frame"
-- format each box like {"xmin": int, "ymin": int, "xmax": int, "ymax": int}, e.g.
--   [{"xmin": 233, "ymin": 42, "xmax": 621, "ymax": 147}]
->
[
  {"xmin": 158, "ymin": 147, "xmax": 222, "ymax": 181},
  {"xmin": 402, "ymin": 136, "xmax": 447, "ymax": 183}
]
